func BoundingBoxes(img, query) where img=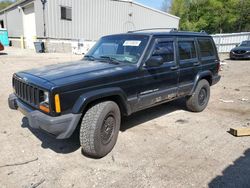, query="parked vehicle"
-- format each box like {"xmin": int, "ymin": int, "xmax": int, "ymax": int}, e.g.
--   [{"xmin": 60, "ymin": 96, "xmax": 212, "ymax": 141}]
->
[
  {"xmin": 230, "ymin": 40, "xmax": 250, "ymax": 60},
  {"xmin": 0, "ymin": 42, "xmax": 4, "ymax": 51},
  {"xmin": 8, "ymin": 29, "xmax": 221, "ymax": 158}
]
